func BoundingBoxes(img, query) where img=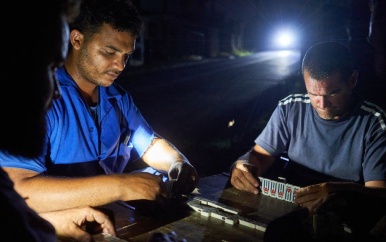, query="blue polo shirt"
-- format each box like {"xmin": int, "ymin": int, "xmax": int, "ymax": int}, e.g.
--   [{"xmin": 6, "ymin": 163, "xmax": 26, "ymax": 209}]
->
[{"xmin": 0, "ymin": 67, "xmax": 155, "ymax": 175}]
